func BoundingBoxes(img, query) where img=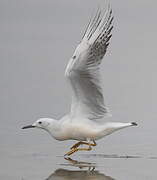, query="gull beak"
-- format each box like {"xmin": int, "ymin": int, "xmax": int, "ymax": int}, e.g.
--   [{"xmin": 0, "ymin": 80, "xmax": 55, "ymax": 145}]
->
[{"xmin": 22, "ymin": 125, "xmax": 35, "ymax": 129}]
